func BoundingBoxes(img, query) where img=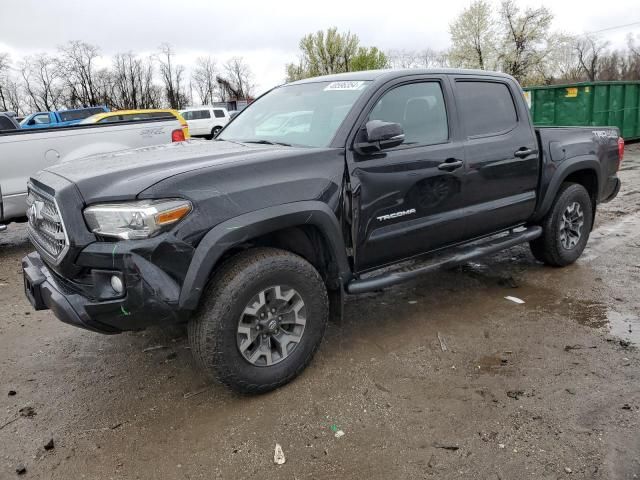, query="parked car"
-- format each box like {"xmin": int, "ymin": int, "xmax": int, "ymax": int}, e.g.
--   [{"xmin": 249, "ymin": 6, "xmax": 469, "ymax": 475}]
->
[
  {"xmin": 0, "ymin": 112, "xmax": 21, "ymax": 131},
  {"xmin": 179, "ymin": 107, "xmax": 230, "ymax": 139},
  {"xmin": 20, "ymin": 106, "xmax": 109, "ymax": 129},
  {"xmin": 80, "ymin": 109, "xmax": 190, "ymax": 139},
  {"xmin": 22, "ymin": 69, "xmax": 622, "ymax": 393},
  {"xmin": 1, "ymin": 115, "xmax": 188, "ymax": 232},
  {"xmin": 255, "ymin": 110, "xmax": 312, "ymax": 137}
]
